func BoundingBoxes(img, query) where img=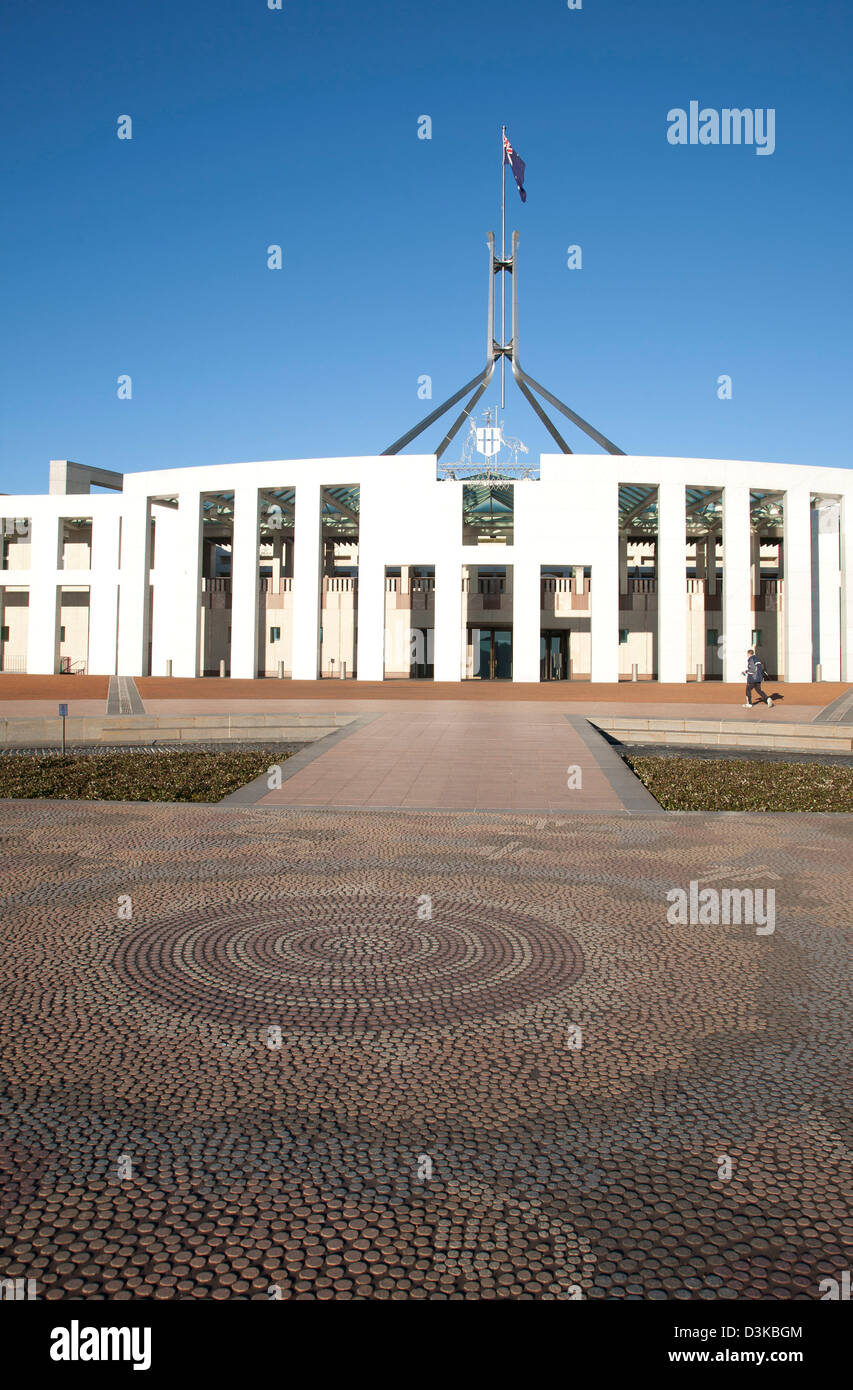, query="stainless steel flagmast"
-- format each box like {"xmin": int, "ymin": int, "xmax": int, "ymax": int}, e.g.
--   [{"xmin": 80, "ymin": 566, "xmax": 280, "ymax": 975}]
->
[
  {"xmin": 500, "ymin": 123, "xmax": 507, "ymax": 409},
  {"xmin": 381, "ymin": 130, "xmax": 625, "ymax": 459}
]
